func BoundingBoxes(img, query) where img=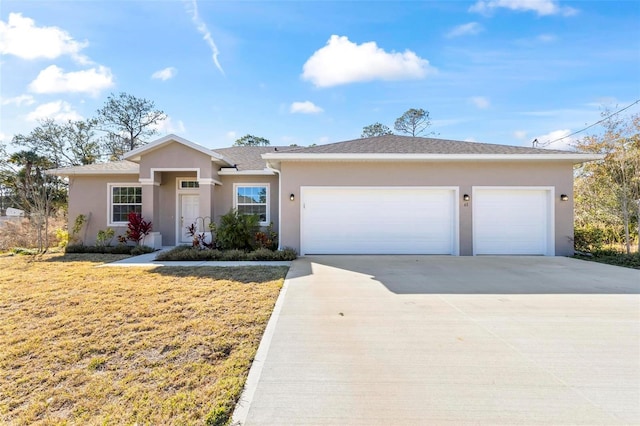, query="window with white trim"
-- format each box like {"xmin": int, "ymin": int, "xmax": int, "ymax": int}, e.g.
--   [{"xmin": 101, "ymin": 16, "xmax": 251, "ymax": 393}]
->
[
  {"xmin": 179, "ymin": 179, "xmax": 199, "ymax": 189},
  {"xmin": 108, "ymin": 184, "xmax": 142, "ymax": 225},
  {"xmin": 234, "ymin": 184, "xmax": 269, "ymax": 225}
]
